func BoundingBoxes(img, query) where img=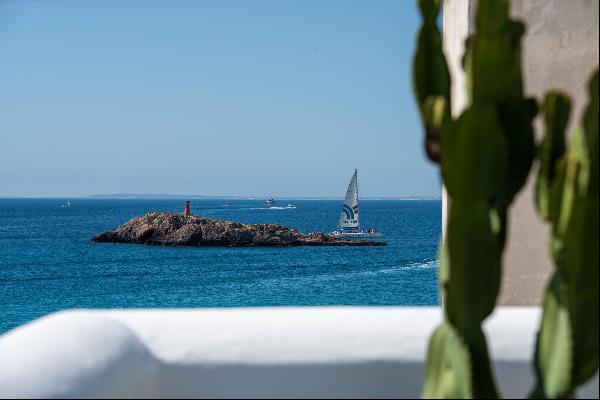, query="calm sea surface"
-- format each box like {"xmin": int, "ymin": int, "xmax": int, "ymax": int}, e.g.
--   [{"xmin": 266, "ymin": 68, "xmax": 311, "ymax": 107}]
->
[{"xmin": 0, "ymin": 198, "xmax": 440, "ymax": 333}]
